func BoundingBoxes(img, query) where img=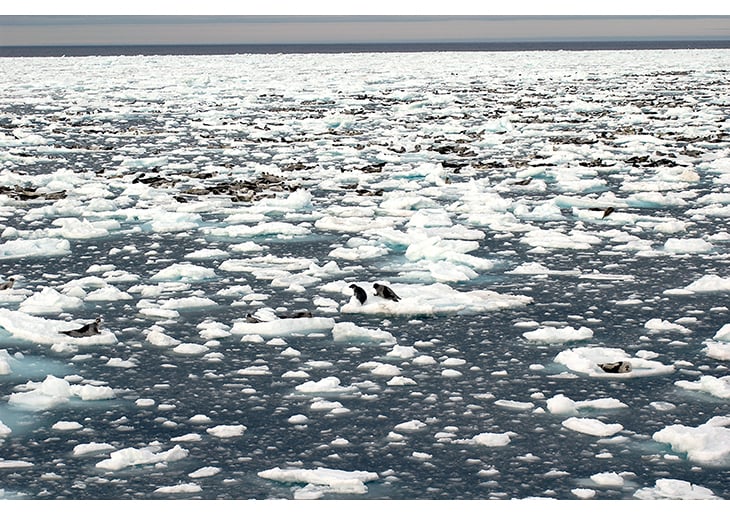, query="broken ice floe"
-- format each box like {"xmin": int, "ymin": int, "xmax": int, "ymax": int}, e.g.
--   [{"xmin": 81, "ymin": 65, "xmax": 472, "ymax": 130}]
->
[
  {"xmin": 340, "ymin": 282, "xmax": 531, "ymax": 316},
  {"xmin": 0, "ymin": 309, "xmax": 117, "ymax": 347},
  {"xmin": 675, "ymin": 375, "xmax": 730, "ymax": 399},
  {"xmin": 561, "ymin": 417, "xmax": 623, "ymax": 437},
  {"xmin": 95, "ymin": 444, "xmax": 188, "ymax": 471},
  {"xmin": 554, "ymin": 346, "xmax": 675, "ymax": 378},
  {"xmin": 634, "ymin": 479, "xmax": 719, "ymax": 500},
  {"xmin": 257, "ymin": 466, "xmax": 378, "ymax": 498},
  {"xmin": 652, "ymin": 416, "xmax": 730, "ymax": 466},
  {"xmin": 522, "ymin": 325, "xmax": 593, "ymax": 343},
  {"xmin": 8, "ymin": 375, "xmax": 115, "ymax": 411}
]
